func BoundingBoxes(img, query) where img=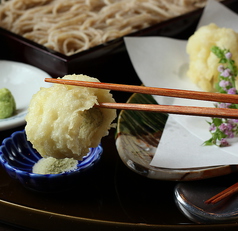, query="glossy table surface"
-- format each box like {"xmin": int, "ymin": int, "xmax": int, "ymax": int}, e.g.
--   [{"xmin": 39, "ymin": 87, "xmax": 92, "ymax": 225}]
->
[{"xmin": 1, "ymin": 1, "xmax": 238, "ymax": 230}]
